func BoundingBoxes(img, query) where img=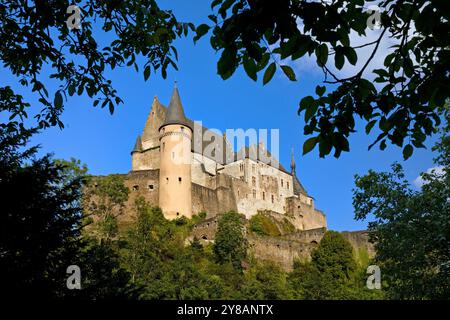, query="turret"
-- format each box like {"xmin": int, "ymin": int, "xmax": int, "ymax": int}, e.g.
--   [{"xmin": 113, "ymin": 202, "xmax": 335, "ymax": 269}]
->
[
  {"xmin": 158, "ymin": 84, "xmax": 193, "ymax": 219},
  {"xmin": 290, "ymin": 148, "xmax": 296, "ymax": 175},
  {"xmin": 131, "ymin": 135, "xmax": 142, "ymax": 170}
]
